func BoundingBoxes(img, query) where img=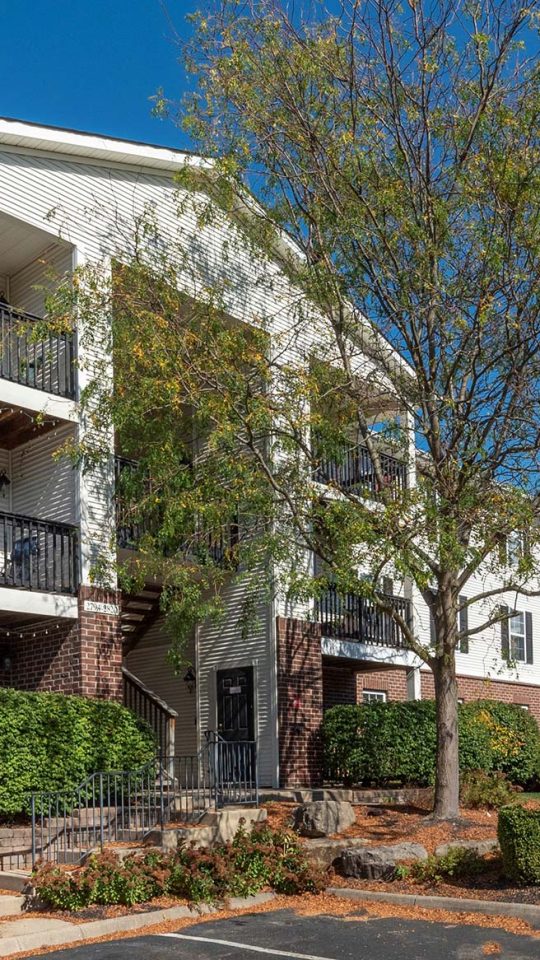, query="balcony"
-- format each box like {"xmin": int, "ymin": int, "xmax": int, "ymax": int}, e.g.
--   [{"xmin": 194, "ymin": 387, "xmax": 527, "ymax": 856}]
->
[
  {"xmin": 0, "ymin": 305, "xmax": 76, "ymax": 399},
  {"xmin": 115, "ymin": 456, "xmax": 147, "ymax": 550},
  {"xmin": 0, "ymin": 510, "xmax": 78, "ymax": 595},
  {"xmin": 317, "ymin": 586, "xmax": 411, "ymax": 648},
  {"xmin": 314, "ymin": 441, "xmax": 407, "ymax": 497},
  {"xmin": 115, "ymin": 456, "xmax": 239, "ymax": 565}
]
